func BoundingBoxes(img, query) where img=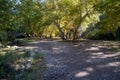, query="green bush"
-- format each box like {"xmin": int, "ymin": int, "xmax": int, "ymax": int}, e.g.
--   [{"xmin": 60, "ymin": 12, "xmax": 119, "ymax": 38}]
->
[
  {"xmin": 0, "ymin": 48, "xmax": 44, "ymax": 80},
  {"xmin": 86, "ymin": 28, "xmax": 115, "ymax": 40},
  {"xmin": 86, "ymin": 29, "xmax": 101, "ymax": 40},
  {"xmin": 0, "ymin": 31, "xmax": 7, "ymax": 47}
]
